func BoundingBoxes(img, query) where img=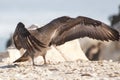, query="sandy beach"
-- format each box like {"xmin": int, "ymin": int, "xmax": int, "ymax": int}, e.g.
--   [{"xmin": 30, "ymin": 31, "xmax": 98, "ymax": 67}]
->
[
  {"xmin": 0, "ymin": 60, "xmax": 120, "ymax": 80},
  {"xmin": 0, "ymin": 39, "xmax": 120, "ymax": 80}
]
